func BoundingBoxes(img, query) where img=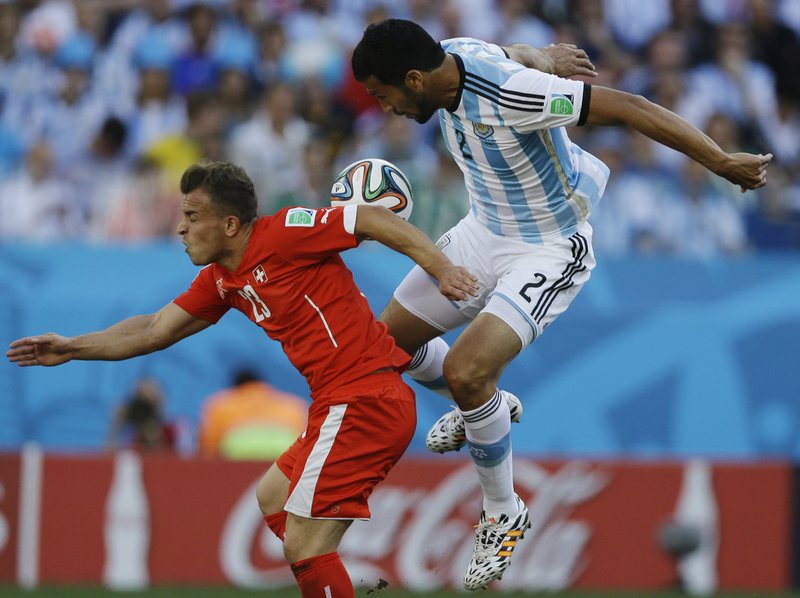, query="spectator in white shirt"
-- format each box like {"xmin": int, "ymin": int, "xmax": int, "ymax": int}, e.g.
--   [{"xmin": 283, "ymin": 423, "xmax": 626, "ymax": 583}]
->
[{"xmin": 226, "ymin": 81, "xmax": 309, "ymax": 212}]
